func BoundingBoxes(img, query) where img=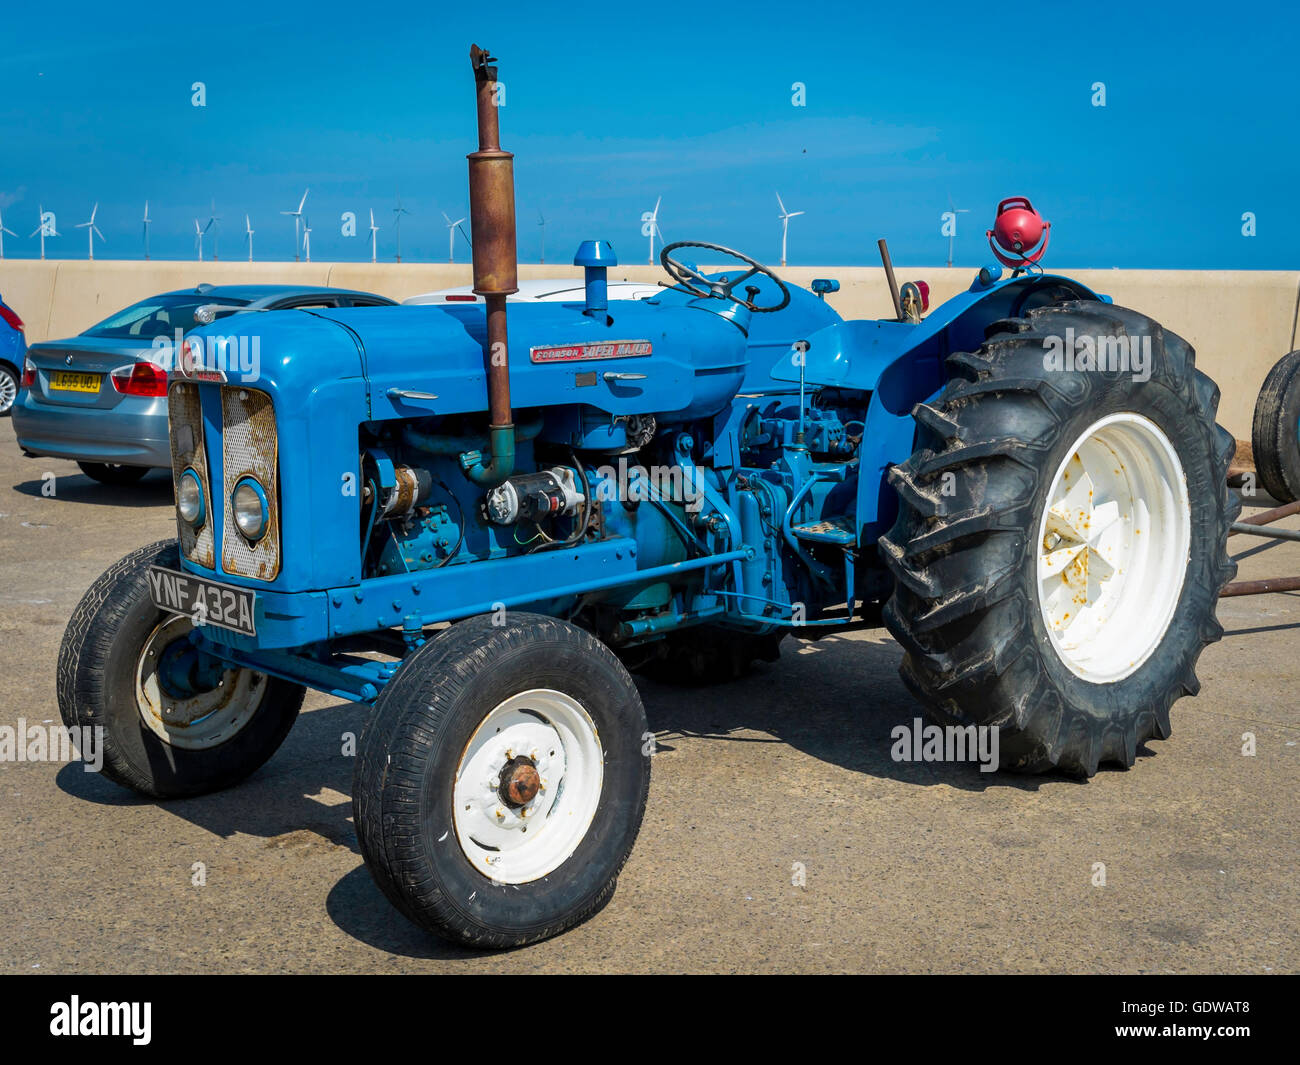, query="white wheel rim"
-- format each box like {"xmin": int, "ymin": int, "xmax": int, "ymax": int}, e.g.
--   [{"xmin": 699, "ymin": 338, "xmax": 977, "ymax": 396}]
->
[
  {"xmin": 453, "ymin": 689, "xmax": 603, "ymax": 885},
  {"xmin": 136, "ymin": 615, "xmax": 267, "ymax": 749},
  {"xmin": 1035, "ymin": 413, "xmax": 1191, "ymax": 683}
]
